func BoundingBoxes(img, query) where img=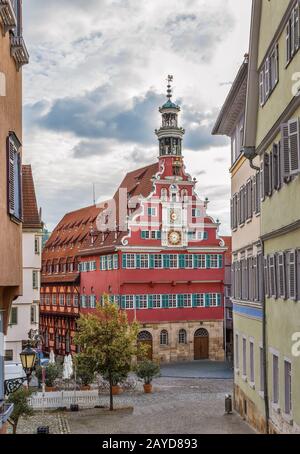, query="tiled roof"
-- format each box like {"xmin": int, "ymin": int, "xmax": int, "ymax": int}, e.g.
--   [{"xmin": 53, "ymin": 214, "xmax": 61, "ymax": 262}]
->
[
  {"xmin": 42, "ymin": 205, "xmax": 102, "ymax": 265},
  {"xmin": 22, "ymin": 165, "xmax": 42, "ymax": 229}
]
